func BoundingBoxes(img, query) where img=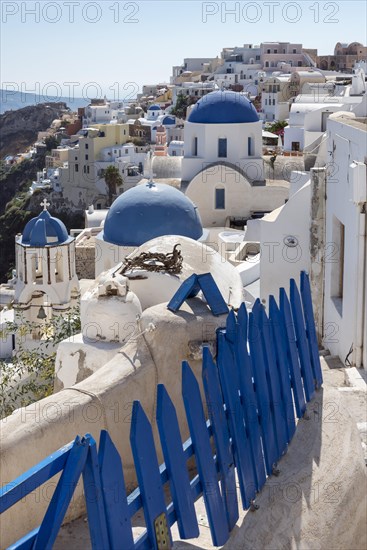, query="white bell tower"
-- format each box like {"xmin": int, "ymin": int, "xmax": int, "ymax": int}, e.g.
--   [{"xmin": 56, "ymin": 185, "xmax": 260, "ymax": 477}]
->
[{"xmin": 13, "ymin": 201, "xmax": 80, "ymax": 352}]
